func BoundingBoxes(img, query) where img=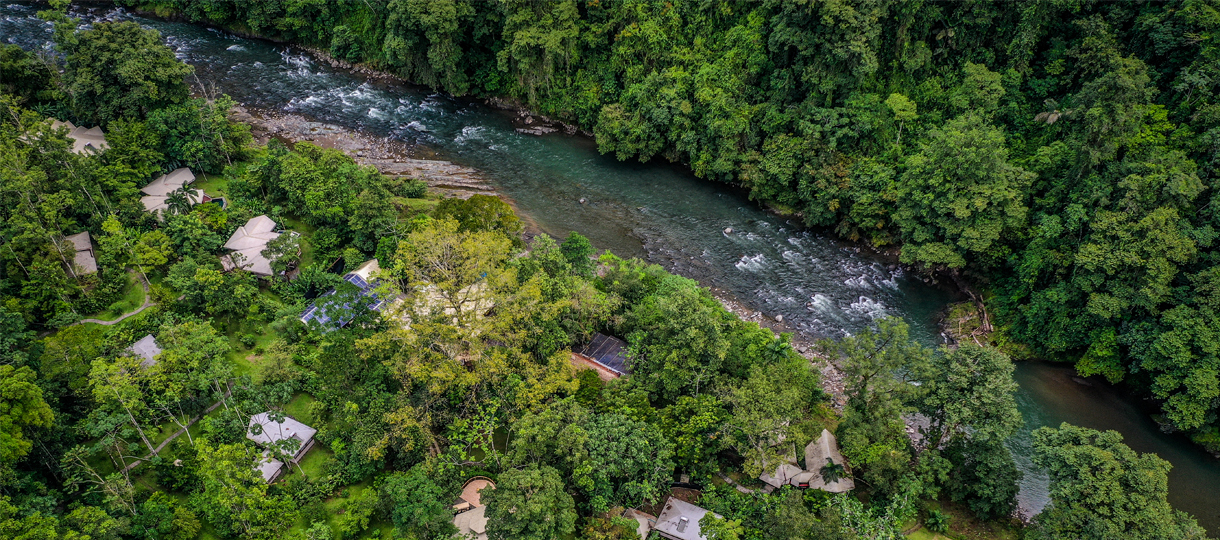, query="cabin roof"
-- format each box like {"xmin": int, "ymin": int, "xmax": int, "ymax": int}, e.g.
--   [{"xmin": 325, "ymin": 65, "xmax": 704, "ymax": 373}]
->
[
  {"xmin": 654, "ymin": 498, "xmax": 718, "ymax": 540},
  {"xmin": 453, "ymin": 505, "xmax": 488, "ymax": 540},
  {"xmin": 64, "ymin": 232, "xmax": 97, "ymax": 275},
  {"xmin": 246, "ymin": 412, "xmax": 317, "ymax": 454},
  {"xmin": 127, "ymin": 334, "xmax": 162, "ymax": 368},
  {"xmin": 140, "ymin": 168, "xmax": 196, "ymax": 196},
  {"xmin": 300, "ymin": 260, "xmax": 391, "ymax": 328},
  {"xmin": 804, "ymin": 429, "xmax": 855, "ymax": 493},
  {"xmin": 51, "ymin": 118, "xmax": 109, "ymax": 154},
  {"xmin": 578, "ymin": 333, "xmax": 631, "ymax": 375},
  {"xmin": 453, "ymin": 476, "xmax": 495, "ymax": 512},
  {"xmin": 221, "ymin": 216, "xmax": 281, "ymax": 276}
]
